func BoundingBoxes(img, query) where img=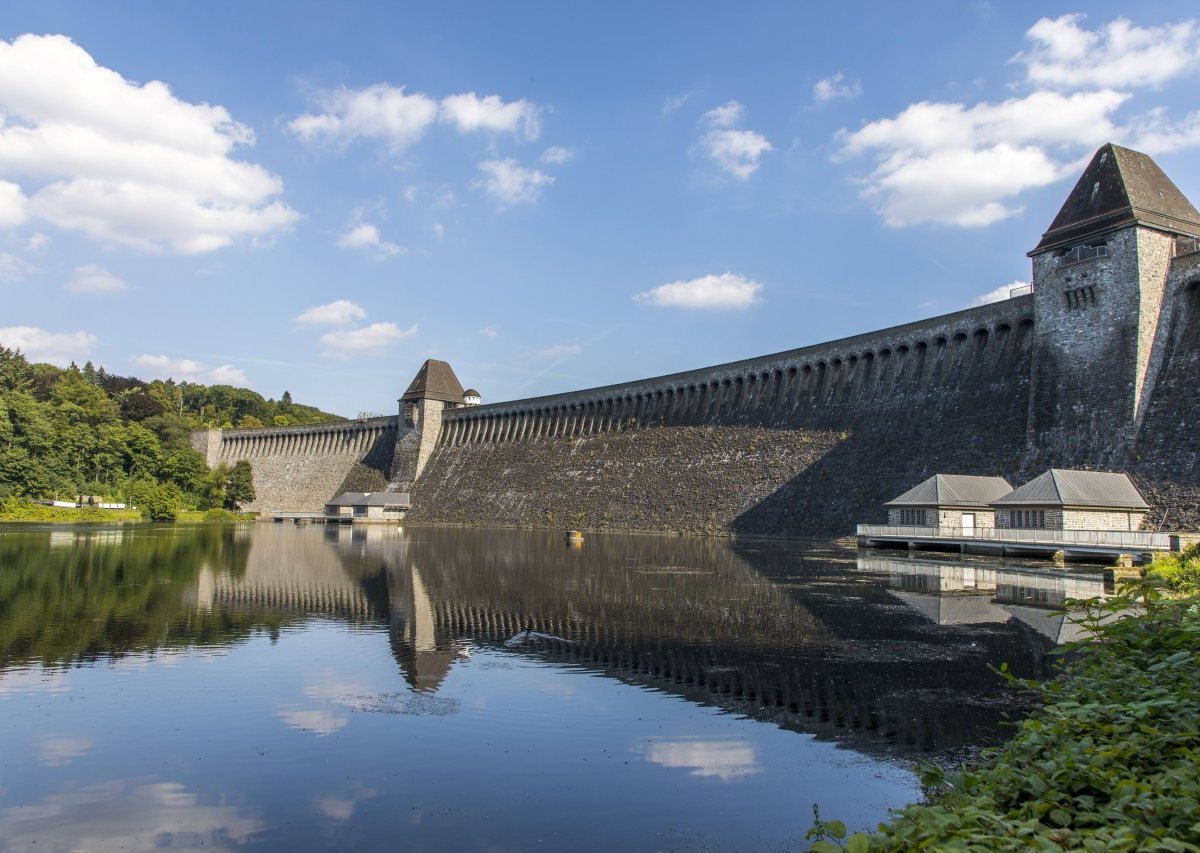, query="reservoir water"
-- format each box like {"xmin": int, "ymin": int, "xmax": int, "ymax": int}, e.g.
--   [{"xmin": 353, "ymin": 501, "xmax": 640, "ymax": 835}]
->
[{"xmin": 0, "ymin": 523, "xmax": 1100, "ymax": 851}]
